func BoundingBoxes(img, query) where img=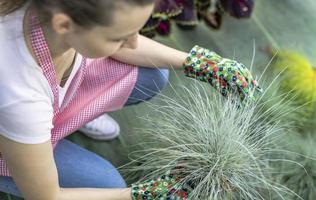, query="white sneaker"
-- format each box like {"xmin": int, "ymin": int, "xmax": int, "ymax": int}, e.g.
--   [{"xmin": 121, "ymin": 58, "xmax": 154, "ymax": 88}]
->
[{"xmin": 79, "ymin": 114, "xmax": 120, "ymax": 140}]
